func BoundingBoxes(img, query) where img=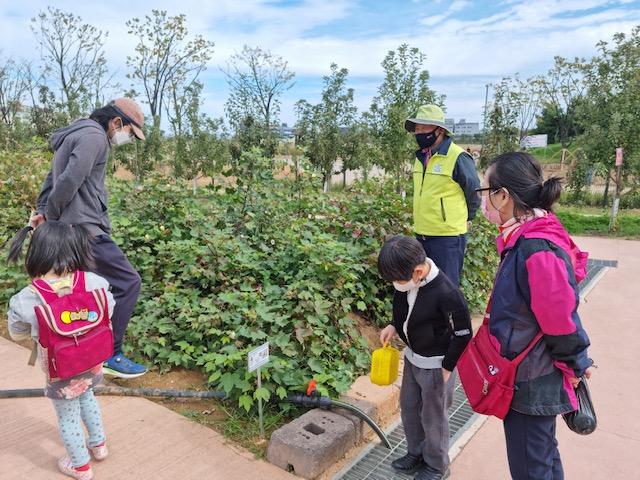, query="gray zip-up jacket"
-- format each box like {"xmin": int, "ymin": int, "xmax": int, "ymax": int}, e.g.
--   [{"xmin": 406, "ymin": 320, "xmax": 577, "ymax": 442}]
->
[{"xmin": 36, "ymin": 119, "xmax": 111, "ymax": 236}]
